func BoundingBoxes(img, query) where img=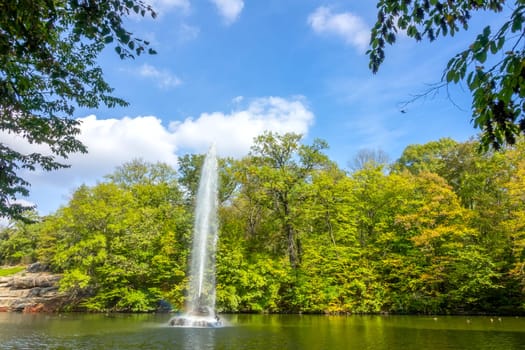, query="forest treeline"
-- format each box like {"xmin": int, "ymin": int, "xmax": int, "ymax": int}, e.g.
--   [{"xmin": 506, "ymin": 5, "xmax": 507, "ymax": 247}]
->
[{"xmin": 1, "ymin": 132, "xmax": 524, "ymax": 315}]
